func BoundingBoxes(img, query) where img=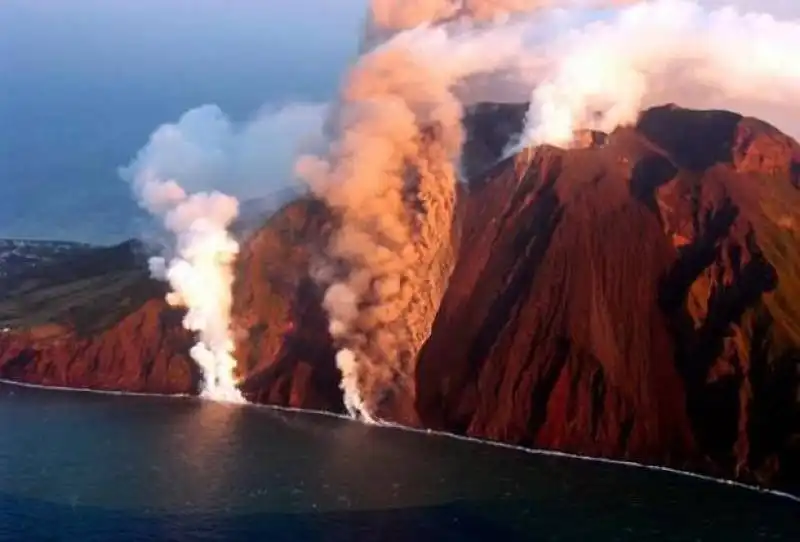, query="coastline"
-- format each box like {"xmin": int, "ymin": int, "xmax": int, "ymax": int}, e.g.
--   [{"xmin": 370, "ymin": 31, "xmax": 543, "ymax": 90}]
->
[{"xmin": 2, "ymin": 377, "xmax": 798, "ymax": 504}]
